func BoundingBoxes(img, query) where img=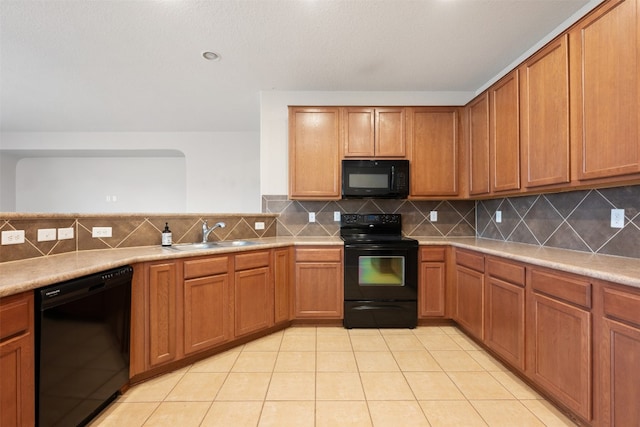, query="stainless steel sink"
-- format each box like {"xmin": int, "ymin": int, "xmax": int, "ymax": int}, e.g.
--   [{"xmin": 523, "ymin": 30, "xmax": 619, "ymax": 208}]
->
[
  {"xmin": 168, "ymin": 242, "xmax": 220, "ymax": 251},
  {"xmin": 217, "ymin": 240, "xmax": 259, "ymax": 247}
]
